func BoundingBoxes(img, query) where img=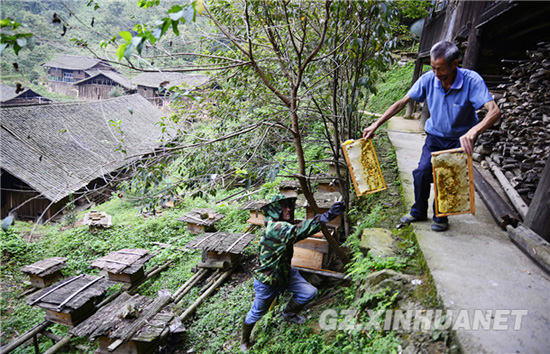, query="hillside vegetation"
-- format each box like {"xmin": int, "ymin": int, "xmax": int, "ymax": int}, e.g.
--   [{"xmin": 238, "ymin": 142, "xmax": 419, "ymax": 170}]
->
[{"xmin": 1, "ymin": 1, "xmax": 450, "ymax": 353}]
